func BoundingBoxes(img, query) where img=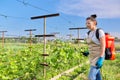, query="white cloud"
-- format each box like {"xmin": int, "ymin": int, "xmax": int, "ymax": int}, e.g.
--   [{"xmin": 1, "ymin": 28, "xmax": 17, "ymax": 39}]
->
[{"xmin": 58, "ymin": 0, "xmax": 120, "ymax": 18}]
